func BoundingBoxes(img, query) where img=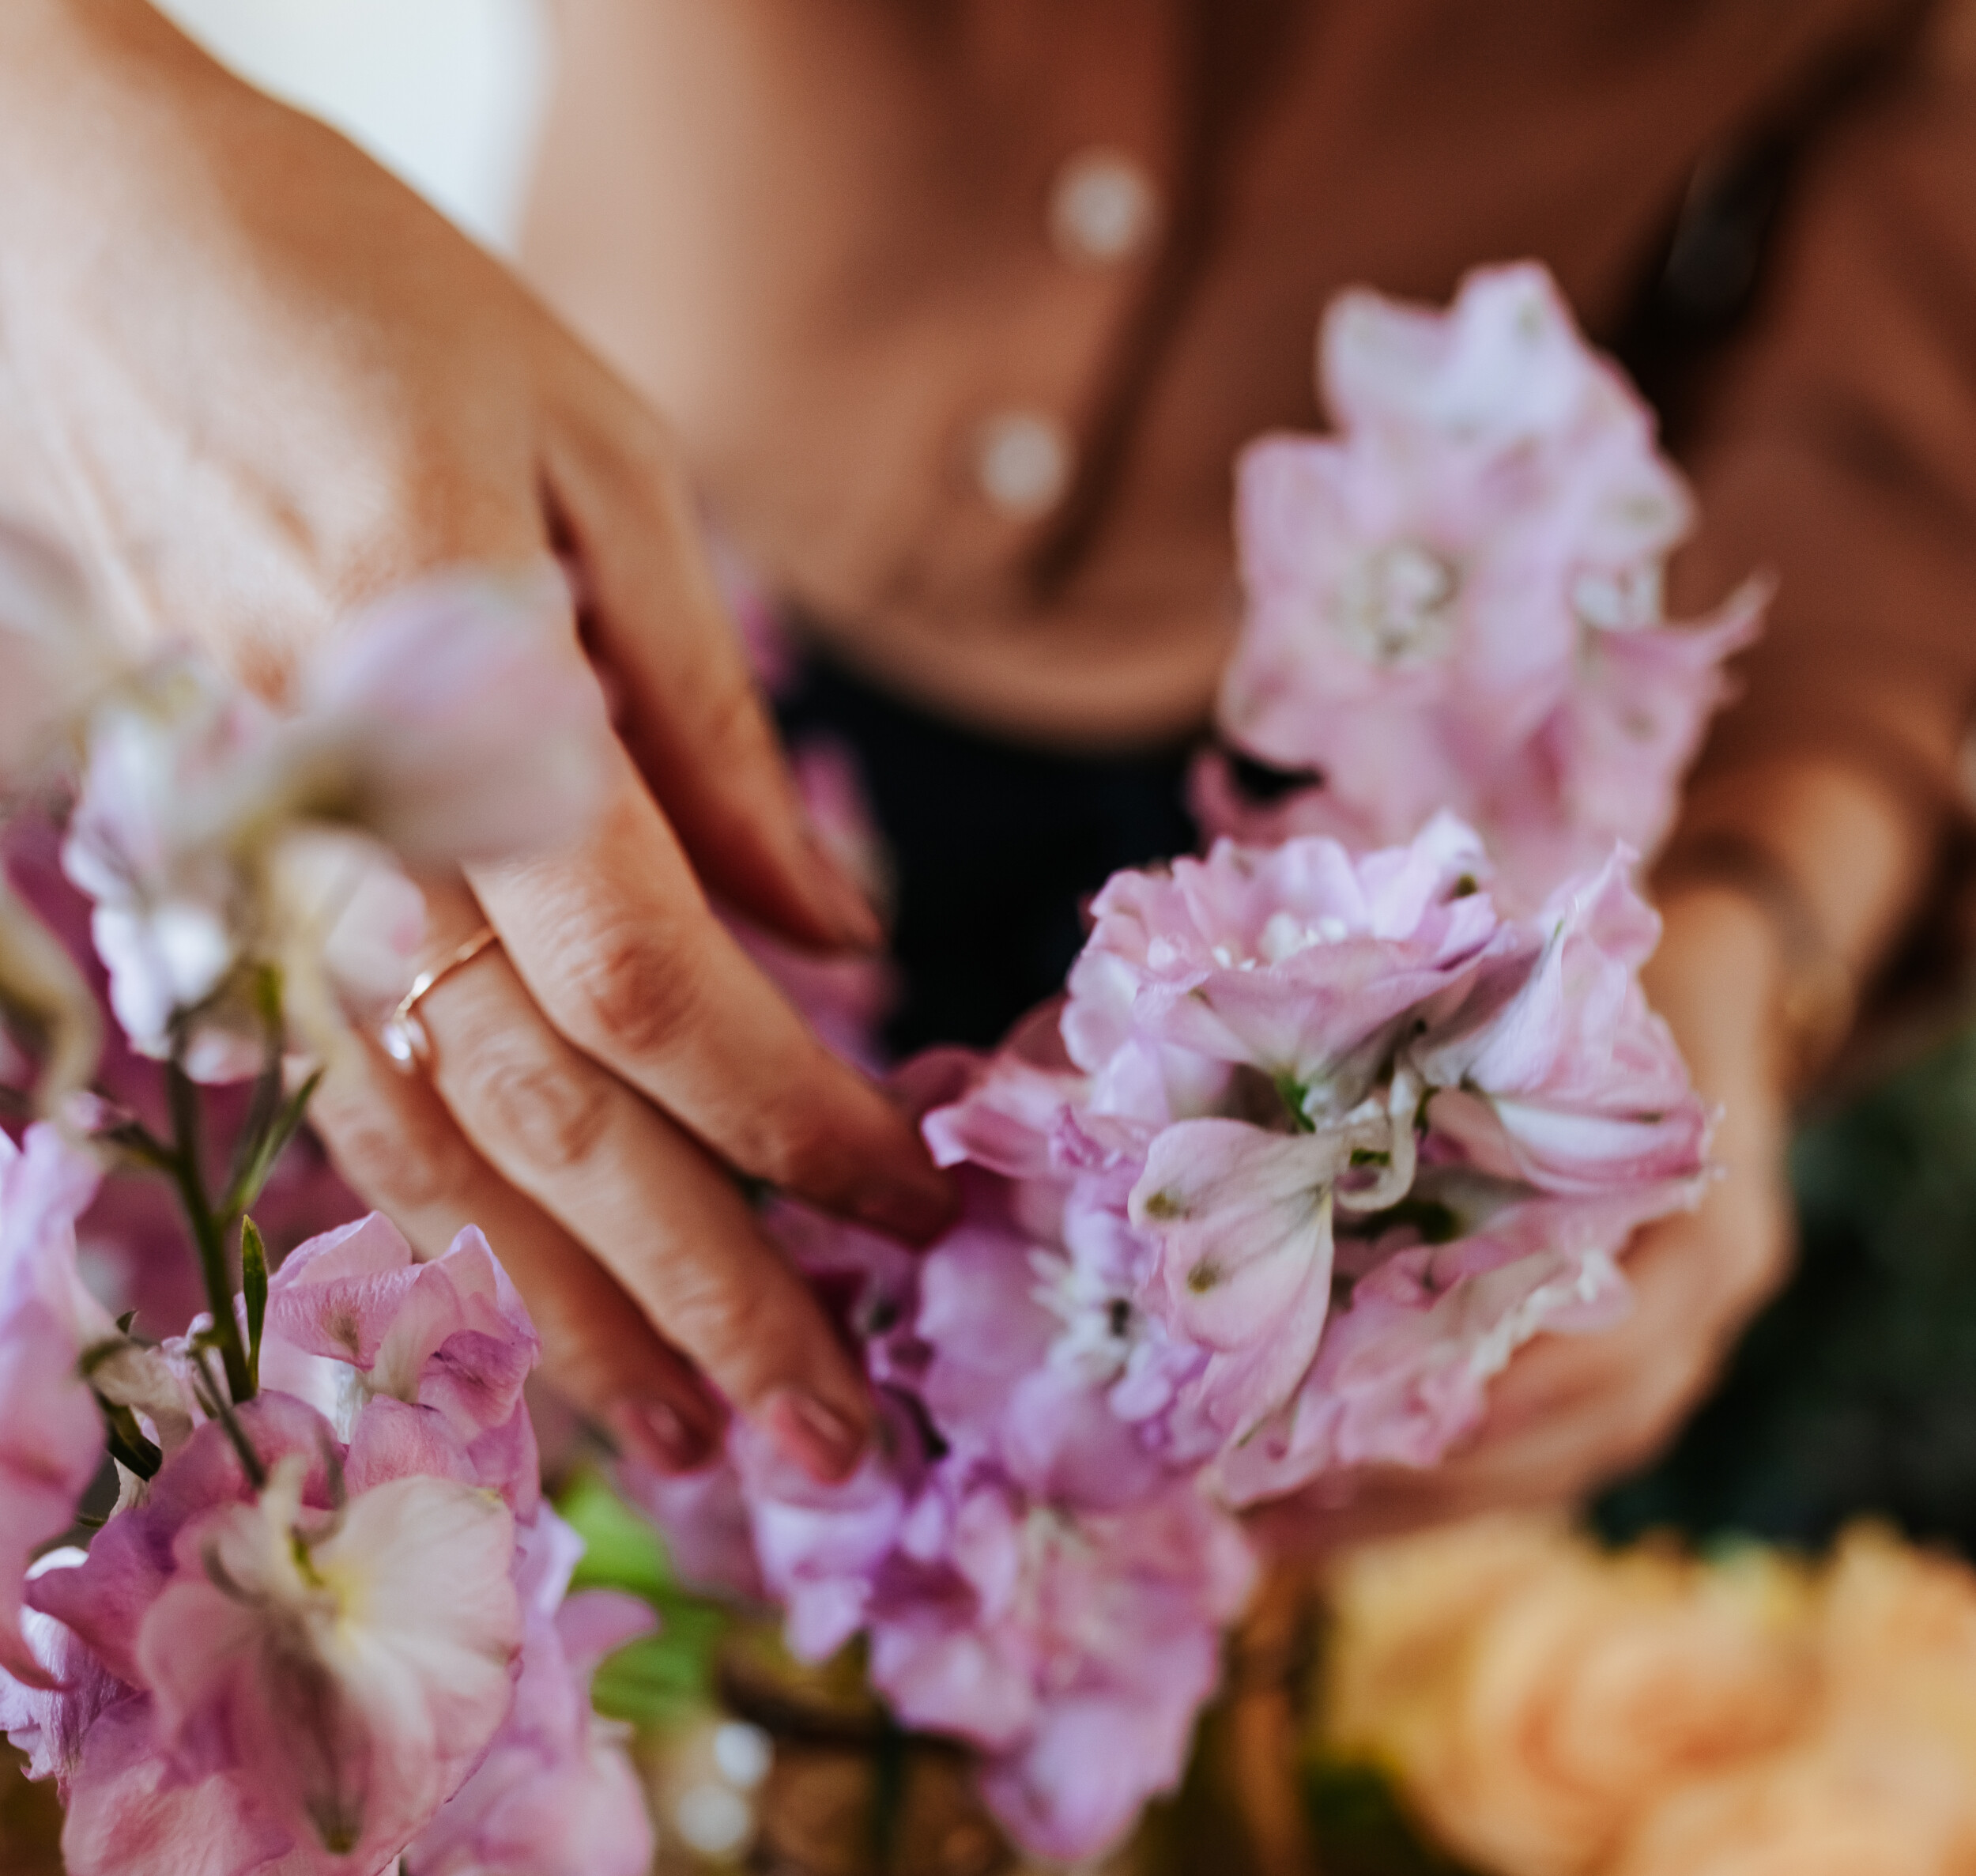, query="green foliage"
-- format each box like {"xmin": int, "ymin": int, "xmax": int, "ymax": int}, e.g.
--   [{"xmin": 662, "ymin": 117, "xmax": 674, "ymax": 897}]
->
[
  {"xmin": 239, "ymin": 1216, "xmax": 267, "ymax": 1395},
  {"xmin": 555, "ymin": 1470, "xmax": 736, "ymax": 1730}
]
